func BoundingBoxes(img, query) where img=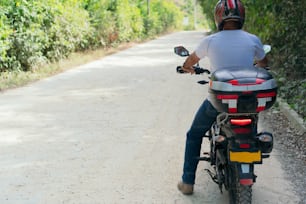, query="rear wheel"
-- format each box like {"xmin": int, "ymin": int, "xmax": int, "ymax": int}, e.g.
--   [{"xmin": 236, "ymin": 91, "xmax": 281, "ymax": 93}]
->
[{"xmin": 228, "ymin": 164, "xmax": 252, "ymax": 204}]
